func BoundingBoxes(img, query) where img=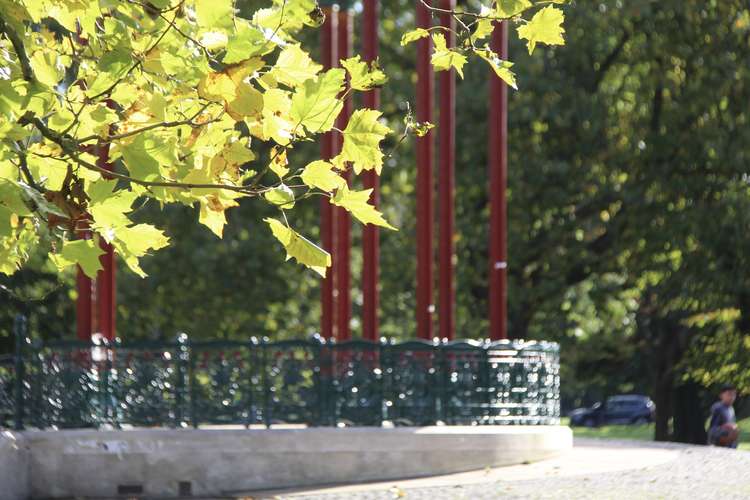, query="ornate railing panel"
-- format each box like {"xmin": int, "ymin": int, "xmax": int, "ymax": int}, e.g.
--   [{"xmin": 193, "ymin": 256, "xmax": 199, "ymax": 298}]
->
[
  {"xmin": 107, "ymin": 339, "xmax": 185, "ymax": 427},
  {"xmin": 262, "ymin": 339, "xmax": 322, "ymax": 426},
  {"xmin": 441, "ymin": 340, "xmax": 488, "ymax": 424},
  {"xmin": 323, "ymin": 340, "xmax": 382, "ymax": 427},
  {"xmin": 26, "ymin": 341, "xmax": 103, "ymax": 428},
  {"xmin": 484, "ymin": 340, "xmax": 561, "ymax": 424},
  {"xmin": 381, "ymin": 340, "xmax": 440, "ymax": 426},
  {"xmin": 0, "ymin": 316, "xmax": 560, "ymax": 429},
  {"xmin": 189, "ymin": 339, "xmax": 258, "ymax": 427}
]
